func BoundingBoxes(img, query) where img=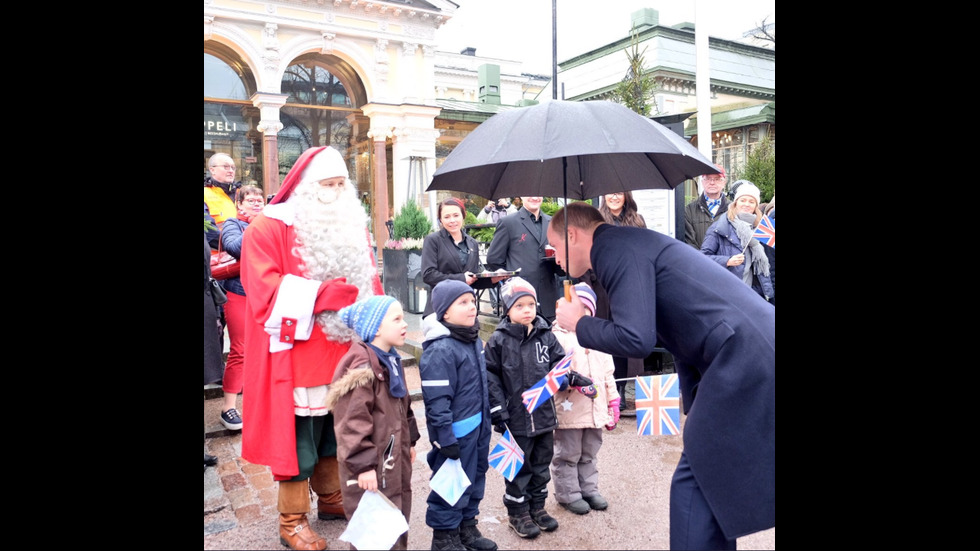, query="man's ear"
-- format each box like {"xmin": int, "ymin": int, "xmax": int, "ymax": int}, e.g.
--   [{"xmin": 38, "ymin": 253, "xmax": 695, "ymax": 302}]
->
[{"xmin": 566, "ymin": 225, "xmax": 579, "ymax": 245}]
